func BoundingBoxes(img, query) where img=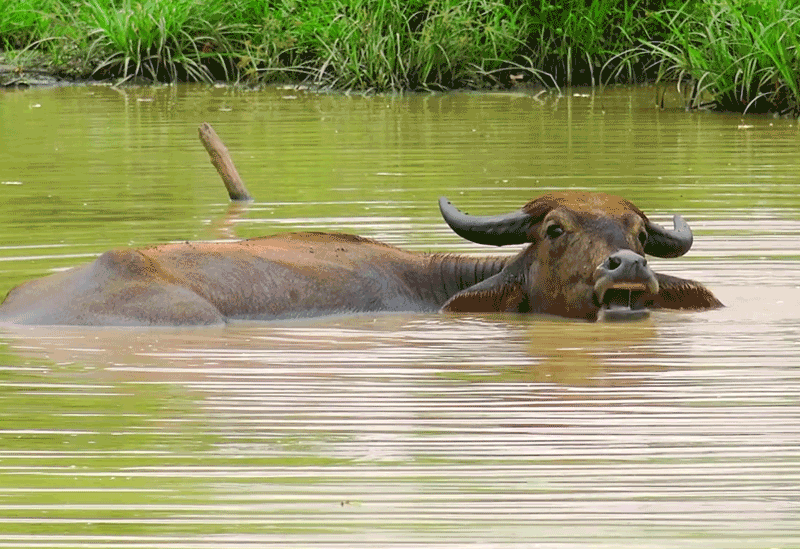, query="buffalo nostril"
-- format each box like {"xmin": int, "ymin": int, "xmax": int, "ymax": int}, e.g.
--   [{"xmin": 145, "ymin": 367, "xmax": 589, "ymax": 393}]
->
[{"xmin": 605, "ymin": 250, "xmax": 649, "ymax": 273}]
